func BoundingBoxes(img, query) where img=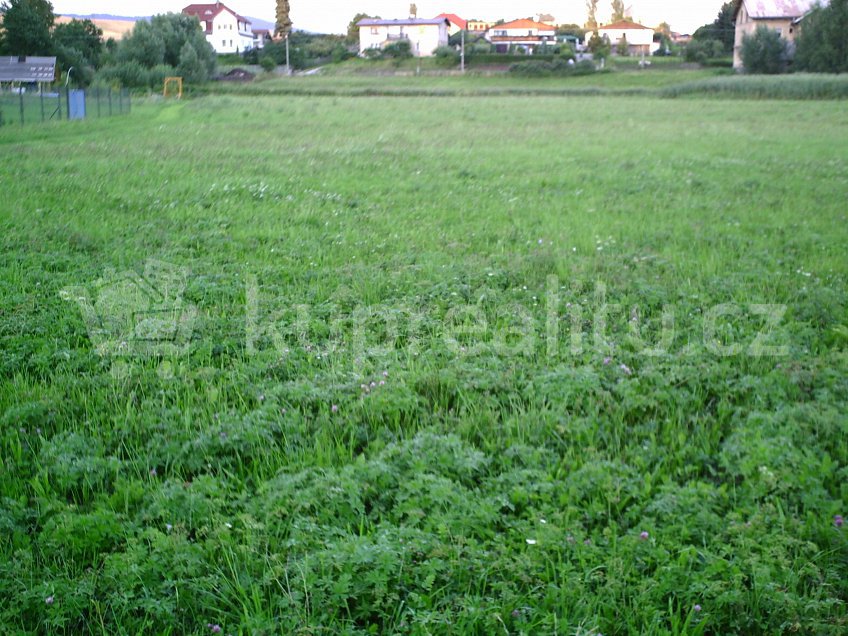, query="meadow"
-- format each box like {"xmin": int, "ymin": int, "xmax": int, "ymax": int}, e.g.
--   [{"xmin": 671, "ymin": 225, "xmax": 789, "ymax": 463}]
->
[{"xmin": 1, "ymin": 84, "xmax": 847, "ymax": 634}]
